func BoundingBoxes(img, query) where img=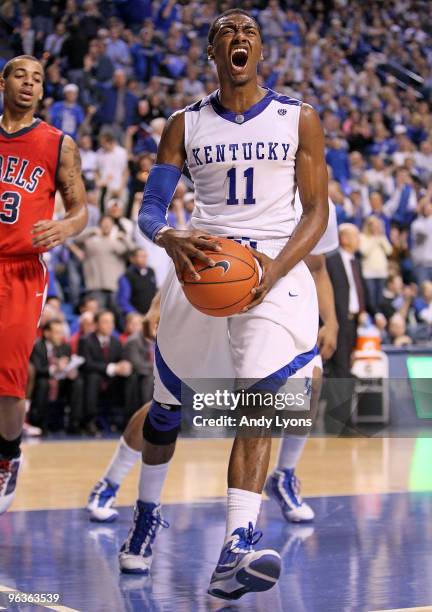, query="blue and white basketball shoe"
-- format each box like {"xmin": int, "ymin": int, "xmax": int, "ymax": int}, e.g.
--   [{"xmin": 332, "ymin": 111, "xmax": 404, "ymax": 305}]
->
[
  {"xmin": 208, "ymin": 523, "xmax": 281, "ymax": 600},
  {"xmin": 0, "ymin": 456, "xmax": 21, "ymax": 515},
  {"xmin": 119, "ymin": 501, "xmax": 169, "ymax": 574},
  {"xmin": 87, "ymin": 478, "xmax": 119, "ymax": 522},
  {"xmin": 265, "ymin": 468, "xmax": 314, "ymax": 522}
]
